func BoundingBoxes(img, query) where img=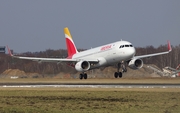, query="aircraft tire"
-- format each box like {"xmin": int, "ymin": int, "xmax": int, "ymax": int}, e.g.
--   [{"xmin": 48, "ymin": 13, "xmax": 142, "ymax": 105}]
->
[
  {"xmin": 119, "ymin": 72, "xmax": 122, "ymax": 78},
  {"xmin": 79, "ymin": 74, "xmax": 84, "ymax": 79},
  {"xmin": 114, "ymin": 72, "xmax": 119, "ymax": 78},
  {"xmin": 84, "ymin": 73, "xmax": 87, "ymax": 79}
]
